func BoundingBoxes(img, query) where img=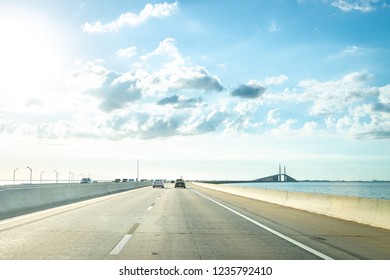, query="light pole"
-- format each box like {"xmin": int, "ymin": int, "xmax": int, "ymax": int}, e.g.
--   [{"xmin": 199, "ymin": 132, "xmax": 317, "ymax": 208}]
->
[
  {"xmin": 54, "ymin": 170, "xmax": 59, "ymax": 183},
  {"xmin": 27, "ymin": 166, "xmax": 32, "ymax": 184},
  {"xmin": 13, "ymin": 168, "xmax": 18, "ymax": 184},
  {"xmin": 137, "ymin": 159, "xmax": 139, "ymax": 181},
  {"xmin": 40, "ymin": 171, "xmax": 45, "ymax": 184}
]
